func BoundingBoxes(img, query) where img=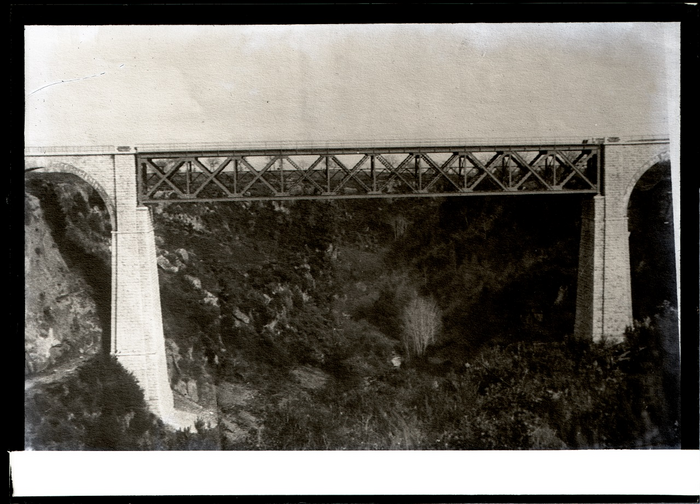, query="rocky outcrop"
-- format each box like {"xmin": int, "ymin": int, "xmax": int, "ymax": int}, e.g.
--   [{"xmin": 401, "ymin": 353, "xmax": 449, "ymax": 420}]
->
[
  {"xmin": 216, "ymin": 382, "xmax": 260, "ymax": 445},
  {"xmin": 290, "ymin": 366, "xmax": 329, "ymax": 390},
  {"xmin": 25, "ymin": 193, "xmax": 102, "ymax": 374}
]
